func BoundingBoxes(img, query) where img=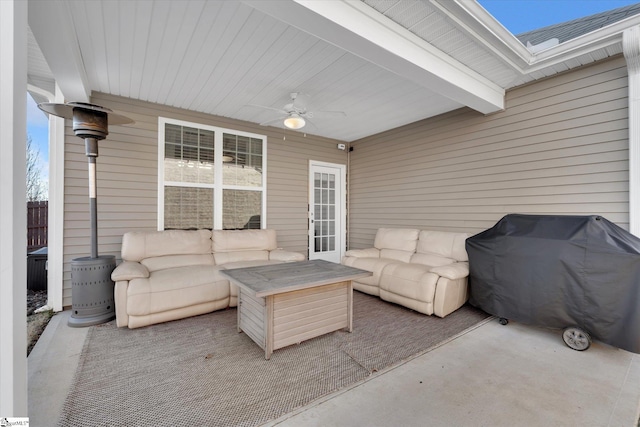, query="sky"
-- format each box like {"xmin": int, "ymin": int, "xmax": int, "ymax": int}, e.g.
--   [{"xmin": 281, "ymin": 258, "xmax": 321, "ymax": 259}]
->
[
  {"xmin": 26, "ymin": 0, "xmax": 640, "ymax": 191},
  {"xmin": 27, "ymin": 94, "xmax": 49, "ymax": 191},
  {"xmin": 479, "ymin": 0, "xmax": 640, "ymax": 34}
]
